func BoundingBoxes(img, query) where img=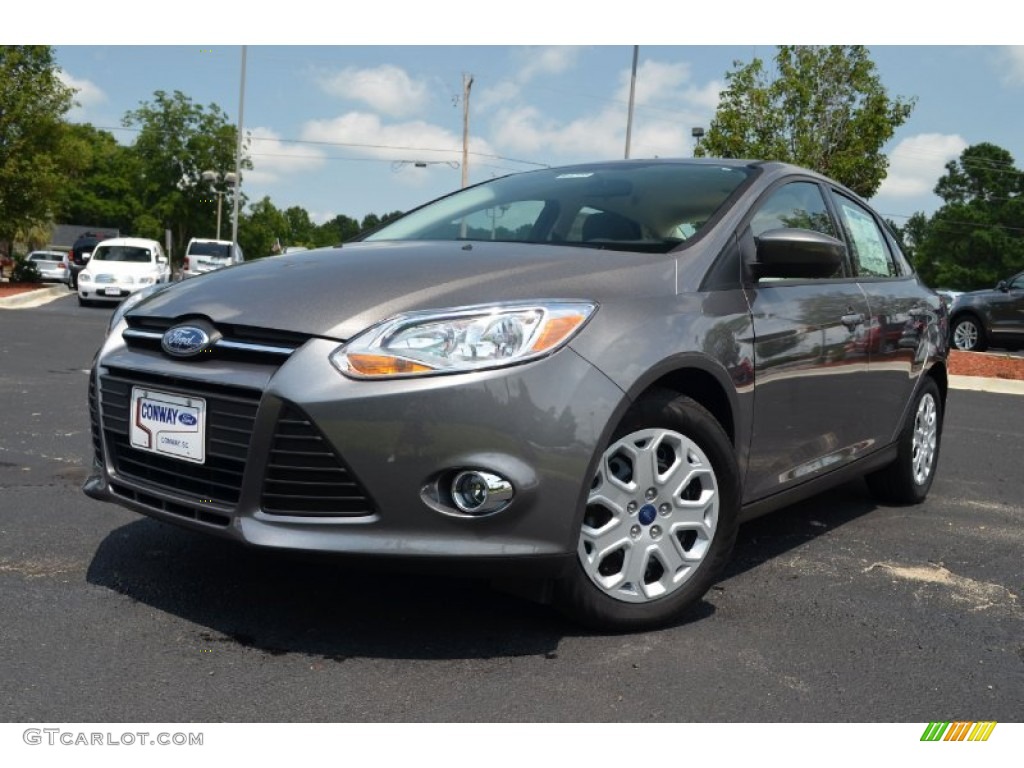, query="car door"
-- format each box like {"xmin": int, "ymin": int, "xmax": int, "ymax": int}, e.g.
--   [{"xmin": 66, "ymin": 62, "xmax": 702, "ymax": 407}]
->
[
  {"xmin": 742, "ymin": 181, "xmax": 874, "ymax": 502},
  {"xmin": 989, "ymin": 272, "xmax": 1024, "ymax": 345},
  {"xmin": 828, "ymin": 190, "xmax": 940, "ymax": 446}
]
